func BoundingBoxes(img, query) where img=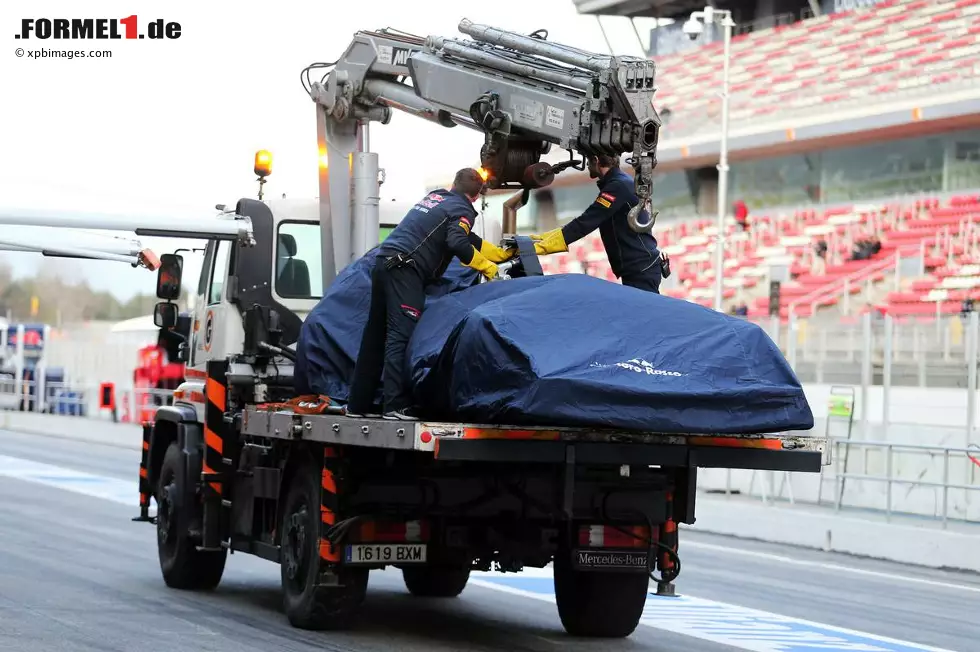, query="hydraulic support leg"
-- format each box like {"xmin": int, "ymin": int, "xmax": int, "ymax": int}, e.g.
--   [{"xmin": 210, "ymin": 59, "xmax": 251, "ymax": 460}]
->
[
  {"xmin": 201, "ymin": 360, "xmax": 230, "ymax": 551},
  {"xmin": 133, "ymin": 423, "xmax": 153, "ymax": 522},
  {"xmin": 657, "ymin": 490, "xmax": 678, "ymax": 596}
]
